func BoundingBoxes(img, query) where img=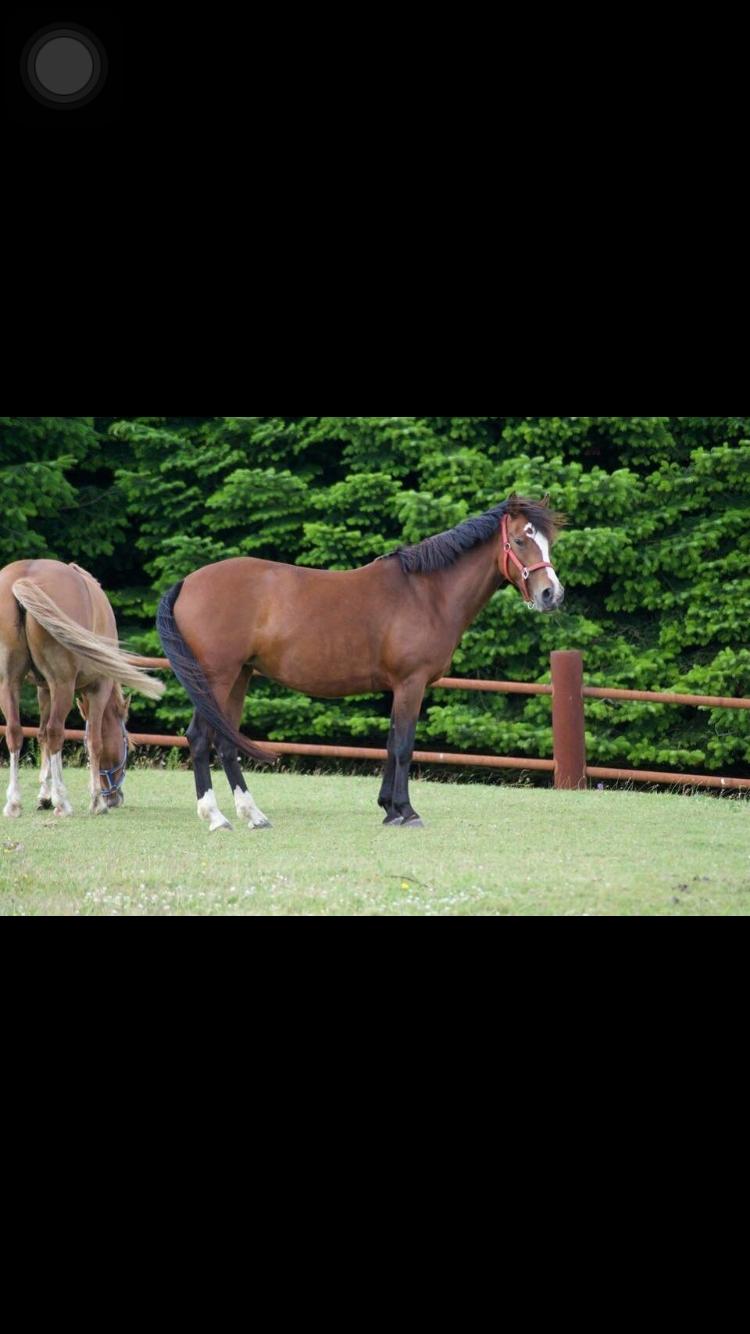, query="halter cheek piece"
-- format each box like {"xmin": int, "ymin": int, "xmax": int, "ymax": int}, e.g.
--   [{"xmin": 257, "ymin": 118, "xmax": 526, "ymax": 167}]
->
[
  {"xmin": 500, "ymin": 513, "xmax": 554, "ymax": 608},
  {"xmin": 84, "ymin": 719, "xmax": 128, "ymax": 798}
]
